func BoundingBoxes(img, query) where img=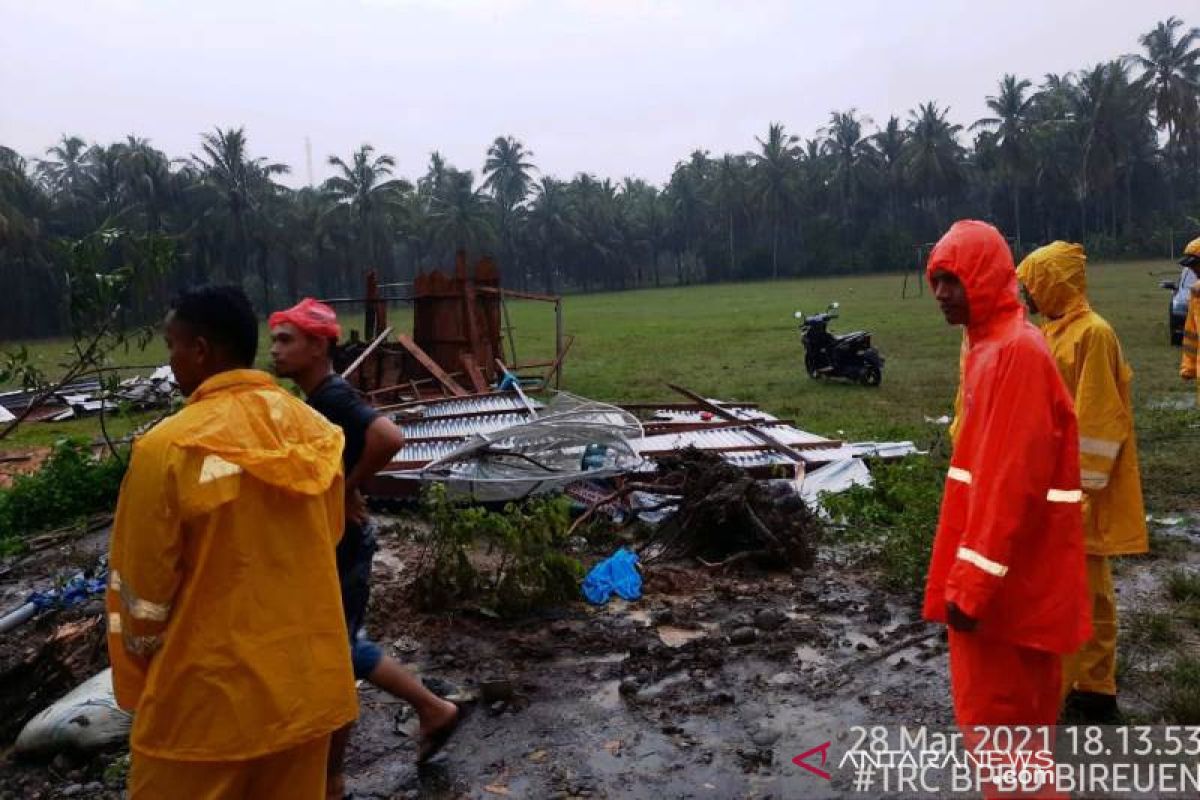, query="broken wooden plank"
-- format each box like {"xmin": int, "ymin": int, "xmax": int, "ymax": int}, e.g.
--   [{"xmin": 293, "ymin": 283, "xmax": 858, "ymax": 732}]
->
[
  {"xmin": 618, "ymin": 401, "xmax": 761, "ymax": 412},
  {"xmin": 641, "ymin": 419, "xmax": 800, "ymax": 435},
  {"xmin": 341, "ymin": 326, "xmax": 393, "ymax": 380},
  {"xmin": 666, "ymin": 383, "xmax": 811, "ymax": 466},
  {"xmin": 541, "ymin": 334, "xmax": 575, "ymax": 390},
  {"xmin": 396, "ymin": 334, "xmax": 469, "ymax": 397},
  {"xmin": 460, "ymin": 353, "xmax": 489, "ymax": 394}
]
